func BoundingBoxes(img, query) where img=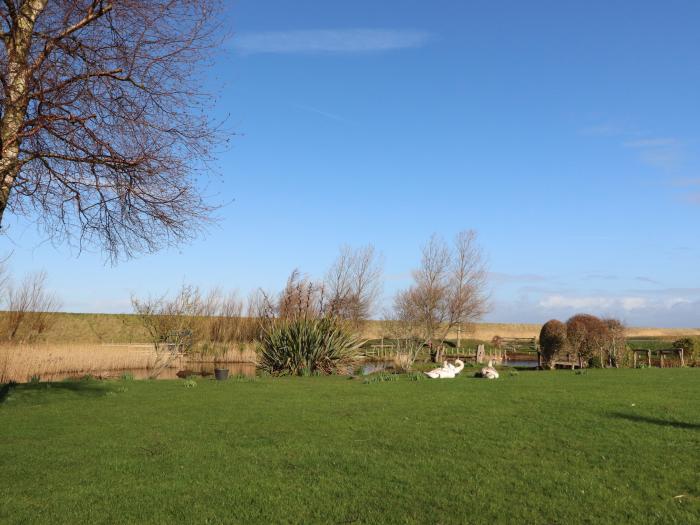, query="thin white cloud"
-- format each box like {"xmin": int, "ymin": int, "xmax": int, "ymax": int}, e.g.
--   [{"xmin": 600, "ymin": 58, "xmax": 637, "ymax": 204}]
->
[
  {"xmin": 671, "ymin": 177, "xmax": 700, "ymax": 187},
  {"xmin": 233, "ymin": 29, "xmax": 430, "ymax": 55},
  {"xmin": 539, "ymin": 294, "xmax": 649, "ymax": 312},
  {"xmin": 293, "ymin": 104, "xmax": 349, "ymax": 124},
  {"xmin": 623, "ymin": 137, "xmax": 679, "ymax": 149},
  {"xmin": 623, "ymin": 136, "xmax": 683, "ymax": 170},
  {"xmin": 582, "ymin": 122, "xmax": 694, "ymax": 182},
  {"xmin": 489, "ymin": 272, "xmax": 549, "ymax": 284},
  {"xmin": 635, "ymin": 276, "xmax": 661, "ymax": 285}
]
